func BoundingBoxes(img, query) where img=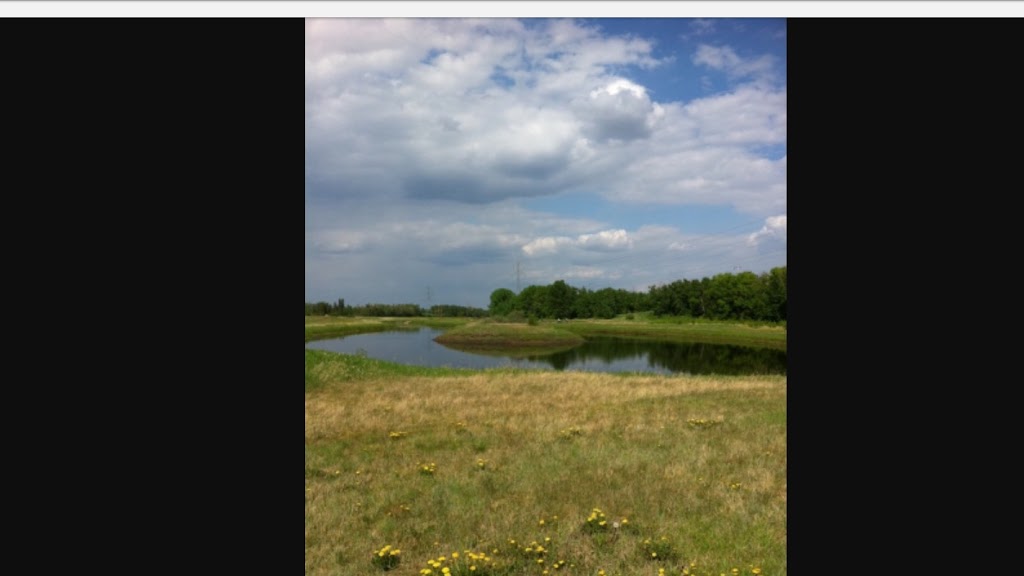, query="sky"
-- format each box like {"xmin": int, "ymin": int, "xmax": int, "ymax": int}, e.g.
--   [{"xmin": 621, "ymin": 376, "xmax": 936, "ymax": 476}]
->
[{"xmin": 306, "ymin": 17, "xmax": 787, "ymax": 309}]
